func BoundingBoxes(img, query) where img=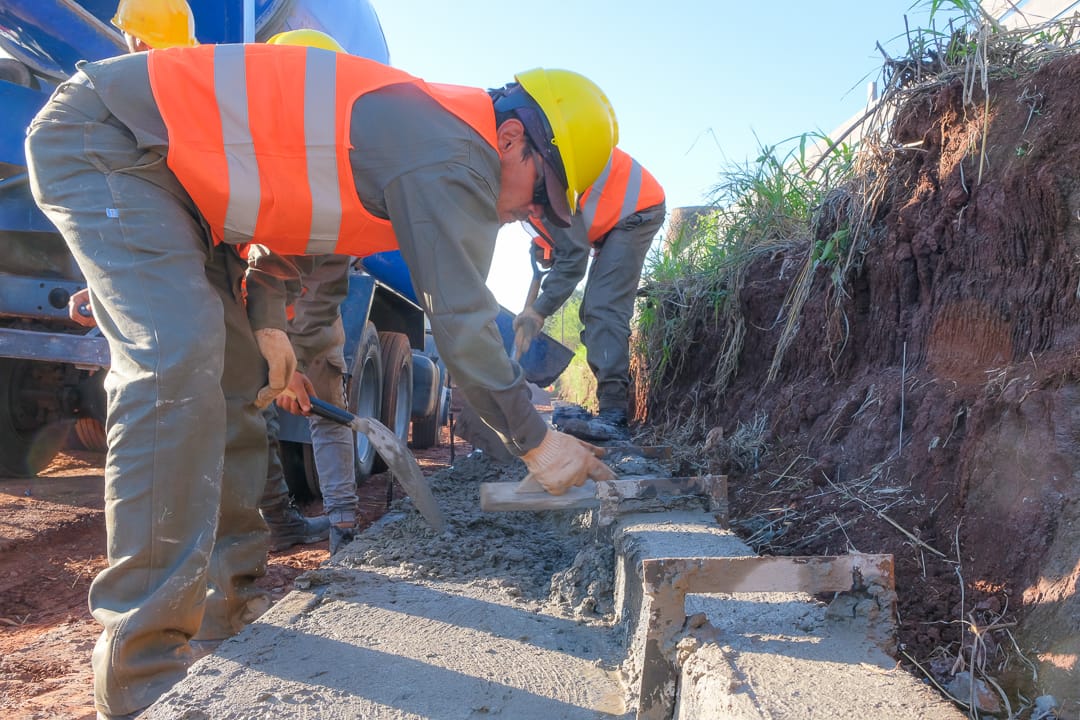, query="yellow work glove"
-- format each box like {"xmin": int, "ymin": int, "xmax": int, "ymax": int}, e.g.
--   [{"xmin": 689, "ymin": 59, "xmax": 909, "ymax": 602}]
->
[
  {"xmin": 512, "ymin": 306, "xmax": 545, "ymax": 361},
  {"xmin": 521, "ymin": 428, "xmax": 617, "ymax": 495},
  {"xmin": 254, "ymin": 328, "xmax": 297, "ymax": 409}
]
